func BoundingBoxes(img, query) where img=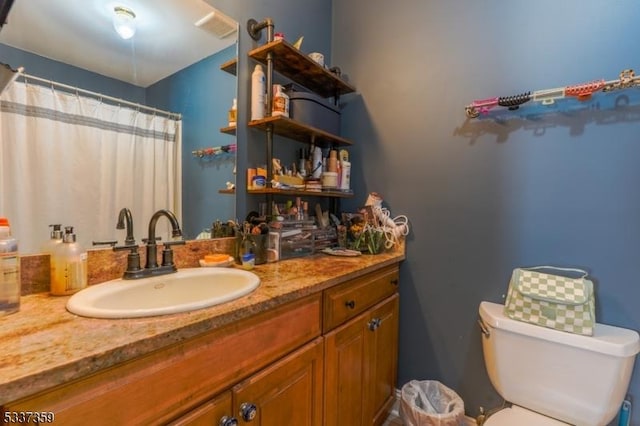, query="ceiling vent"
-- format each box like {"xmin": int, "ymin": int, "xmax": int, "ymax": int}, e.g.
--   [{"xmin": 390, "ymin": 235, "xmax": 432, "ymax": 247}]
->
[{"xmin": 194, "ymin": 9, "xmax": 237, "ymax": 39}]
